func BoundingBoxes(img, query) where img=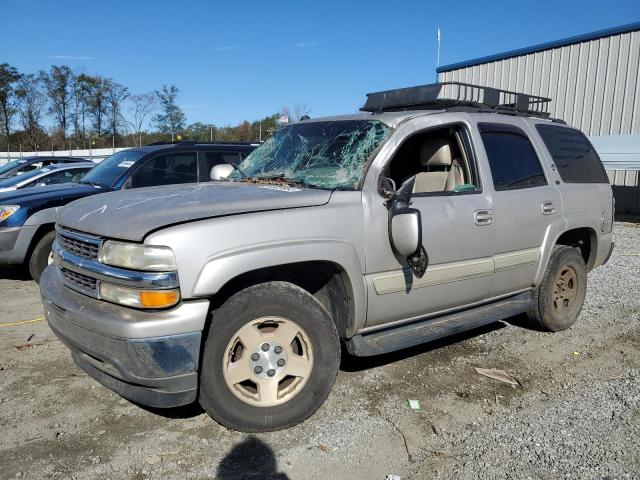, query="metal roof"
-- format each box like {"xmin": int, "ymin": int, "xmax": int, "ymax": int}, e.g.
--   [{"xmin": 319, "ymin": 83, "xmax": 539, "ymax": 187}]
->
[{"xmin": 437, "ymin": 22, "xmax": 640, "ymax": 73}]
